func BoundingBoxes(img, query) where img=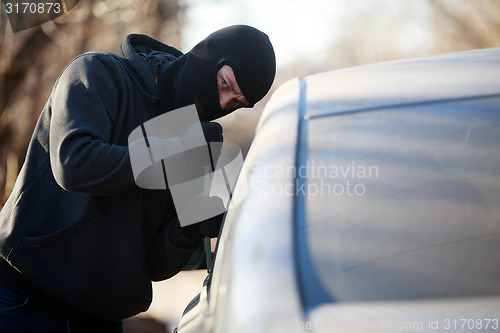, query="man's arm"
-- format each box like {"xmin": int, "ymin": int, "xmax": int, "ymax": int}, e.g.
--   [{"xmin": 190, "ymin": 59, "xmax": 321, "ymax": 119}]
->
[
  {"xmin": 148, "ymin": 212, "xmax": 223, "ymax": 281},
  {"xmin": 49, "ymin": 54, "xmax": 136, "ymax": 195}
]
